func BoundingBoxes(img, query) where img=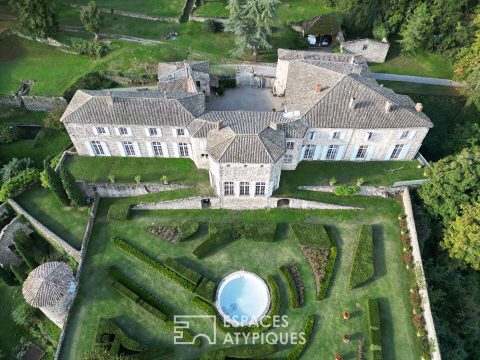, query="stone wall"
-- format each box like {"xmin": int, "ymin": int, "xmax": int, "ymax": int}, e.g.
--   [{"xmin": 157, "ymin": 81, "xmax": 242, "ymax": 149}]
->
[
  {"xmin": 402, "ymin": 188, "xmax": 441, "ymax": 360},
  {"xmin": 300, "ymin": 185, "xmax": 406, "ymax": 197},
  {"xmin": 340, "ymin": 39, "xmax": 390, "ymax": 63},
  {"xmin": 78, "ymin": 181, "xmax": 189, "ymax": 198},
  {"xmin": 7, "ymin": 199, "xmax": 81, "ymax": 262},
  {"xmin": 190, "ymin": 16, "xmax": 227, "ymax": 24},
  {"xmin": 0, "ymin": 94, "xmax": 67, "ymax": 112},
  {"xmin": 0, "ymin": 215, "xmax": 28, "ymax": 269}
]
